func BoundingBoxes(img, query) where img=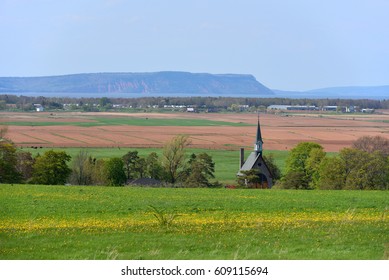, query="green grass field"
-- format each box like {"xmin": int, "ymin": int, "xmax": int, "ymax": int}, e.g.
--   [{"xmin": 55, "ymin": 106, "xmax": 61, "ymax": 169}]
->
[
  {"xmin": 1, "ymin": 185, "xmax": 388, "ymax": 260},
  {"xmin": 4, "ymin": 116, "xmax": 252, "ymax": 127}
]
